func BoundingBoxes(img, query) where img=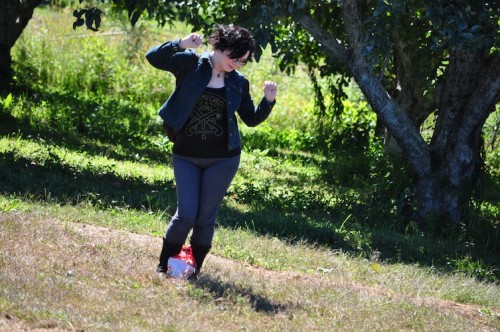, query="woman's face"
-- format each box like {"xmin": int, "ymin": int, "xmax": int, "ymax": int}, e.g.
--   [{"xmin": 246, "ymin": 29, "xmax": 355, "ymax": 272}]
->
[{"xmin": 220, "ymin": 50, "xmax": 250, "ymax": 72}]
